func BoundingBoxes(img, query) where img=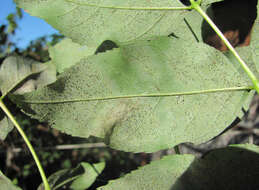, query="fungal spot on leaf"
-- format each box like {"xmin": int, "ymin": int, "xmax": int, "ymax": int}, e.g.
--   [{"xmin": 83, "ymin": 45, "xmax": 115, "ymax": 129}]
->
[
  {"xmin": 95, "ymin": 40, "xmax": 119, "ymax": 55},
  {"xmin": 202, "ymin": 0, "xmax": 258, "ymax": 52}
]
